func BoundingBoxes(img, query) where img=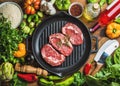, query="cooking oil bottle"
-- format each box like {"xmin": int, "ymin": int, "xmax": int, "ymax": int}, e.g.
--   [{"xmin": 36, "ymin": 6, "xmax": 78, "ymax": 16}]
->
[{"xmin": 83, "ymin": 3, "xmax": 100, "ymax": 21}]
